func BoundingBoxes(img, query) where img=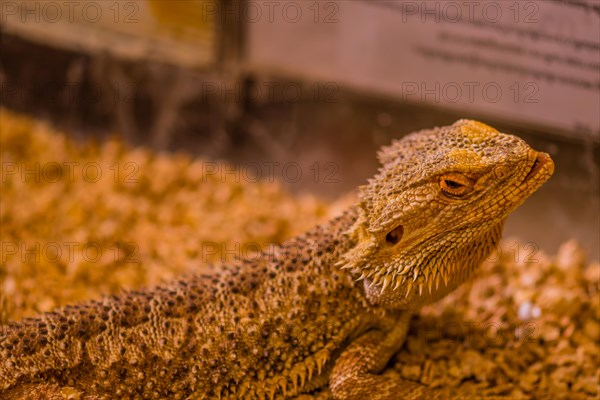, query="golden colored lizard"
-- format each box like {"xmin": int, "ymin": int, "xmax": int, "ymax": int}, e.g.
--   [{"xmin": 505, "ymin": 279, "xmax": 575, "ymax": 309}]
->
[{"xmin": 0, "ymin": 120, "xmax": 554, "ymax": 399}]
